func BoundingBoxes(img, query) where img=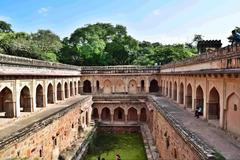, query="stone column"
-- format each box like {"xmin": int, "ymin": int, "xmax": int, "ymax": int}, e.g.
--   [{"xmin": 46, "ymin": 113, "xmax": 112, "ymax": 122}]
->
[
  {"xmin": 145, "ymin": 79, "xmax": 149, "ymax": 93},
  {"xmin": 43, "ymin": 81, "xmax": 48, "ymax": 107},
  {"xmin": 31, "ymin": 79, "xmax": 36, "ymax": 112},
  {"xmin": 111, "ymin": 114, "xmax": 114, "ymax": 124},
  {"xmin": 125, "ymin": 114, "xmax": 128, "ymax": 124},
  {"xmin": 14, "ymin": 80, "xmax": 20, "ymax": 117}
]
